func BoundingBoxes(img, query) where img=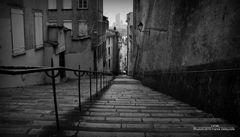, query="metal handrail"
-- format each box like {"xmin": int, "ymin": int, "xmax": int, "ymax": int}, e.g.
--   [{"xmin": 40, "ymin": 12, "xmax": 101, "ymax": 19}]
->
[{"xmin": 0, "ymin": 58, "xmax": 114, "ymax": 131}]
